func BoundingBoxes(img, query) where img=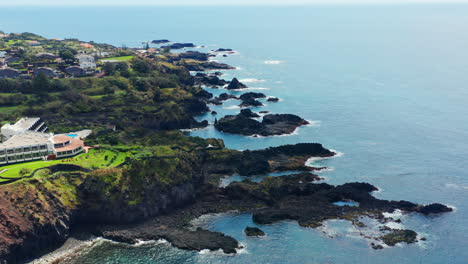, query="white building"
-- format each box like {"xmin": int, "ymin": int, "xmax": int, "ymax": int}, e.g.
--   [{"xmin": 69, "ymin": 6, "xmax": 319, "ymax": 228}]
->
[
  {"xmin": 1, "ymin": 117, "xmax": 47, "ymax": 140},
  {"xmin": 0, "ymin": 132, "xmax": 54, "ymax": 165},
  {"xmin": 75, "ymin": 54, "xmax": 96, "ymax": 70},
  {"xmin": 0, "ymin": 132, "xmax": 84, "ymax": 165}
]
